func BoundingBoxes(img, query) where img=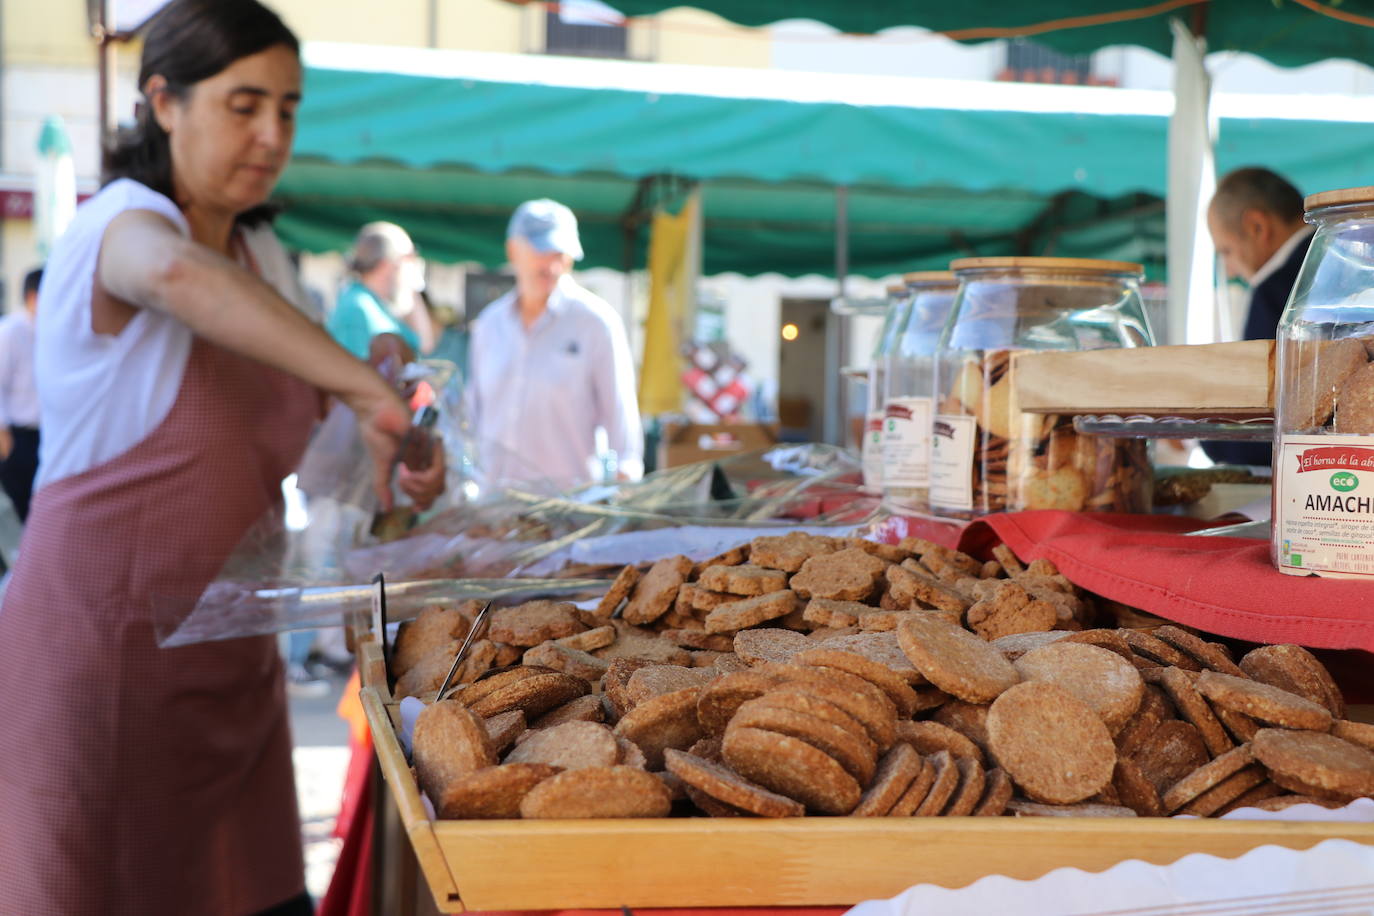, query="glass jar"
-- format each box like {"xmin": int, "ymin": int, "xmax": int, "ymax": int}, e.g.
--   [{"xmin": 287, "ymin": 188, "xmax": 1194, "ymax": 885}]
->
[
  {"xmin": 882, "ymin": 272, "xmax": 959, "ymax": 513},
  {"xmin": 929, "ymin": 257, "xmax": 1154, "ymax": 519},
  {"xmin": 861, "ymin": 283, "xmax": 912, "ymax": 493},
  {"xmin": 1273, "ymin": 187, "xmax": 1374, "ymax": 578}
]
